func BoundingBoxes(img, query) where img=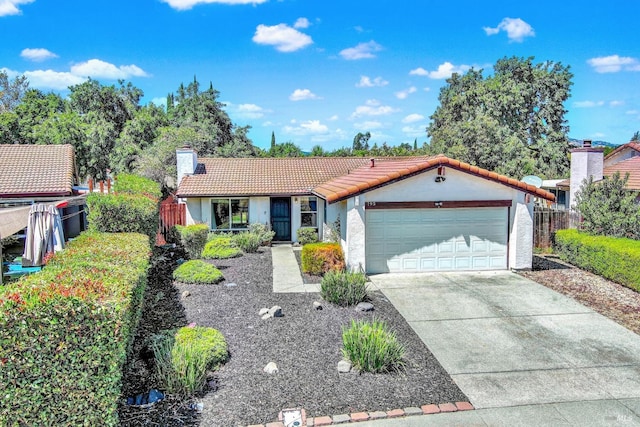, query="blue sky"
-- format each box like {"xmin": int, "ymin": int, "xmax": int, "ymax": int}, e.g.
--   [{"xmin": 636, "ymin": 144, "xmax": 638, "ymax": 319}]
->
[{"xmin": 1, "ymin": 0, "xmax": 639, "ymax": 151}]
